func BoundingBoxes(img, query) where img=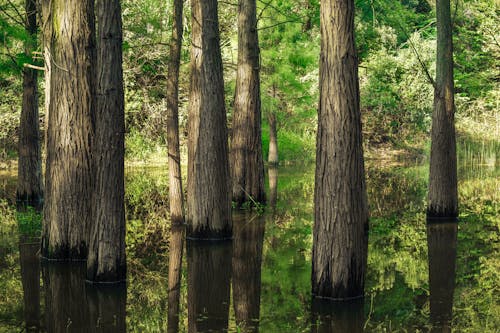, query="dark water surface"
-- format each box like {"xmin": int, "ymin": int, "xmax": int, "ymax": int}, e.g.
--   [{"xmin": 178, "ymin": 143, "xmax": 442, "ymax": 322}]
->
[{"xmin": 0, "ymin": 143, "xmax": 498, "ymax": 332}]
